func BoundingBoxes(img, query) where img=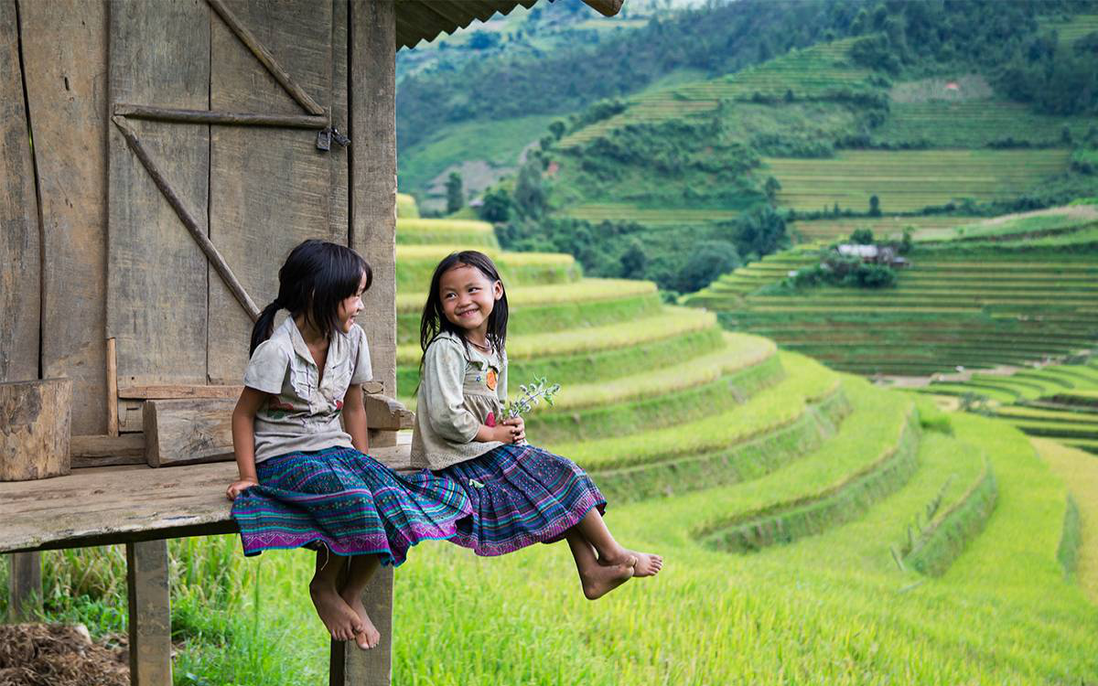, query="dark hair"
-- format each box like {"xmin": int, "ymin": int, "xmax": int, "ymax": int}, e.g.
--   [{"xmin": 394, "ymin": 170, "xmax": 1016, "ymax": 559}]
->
[
  {"xmin": 250, "ymin": 239, "xmax": 372, "ymax": 355},
  {"xmin": 419, "ymin": 250, "xmax": 509, "ymax": 371}
]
